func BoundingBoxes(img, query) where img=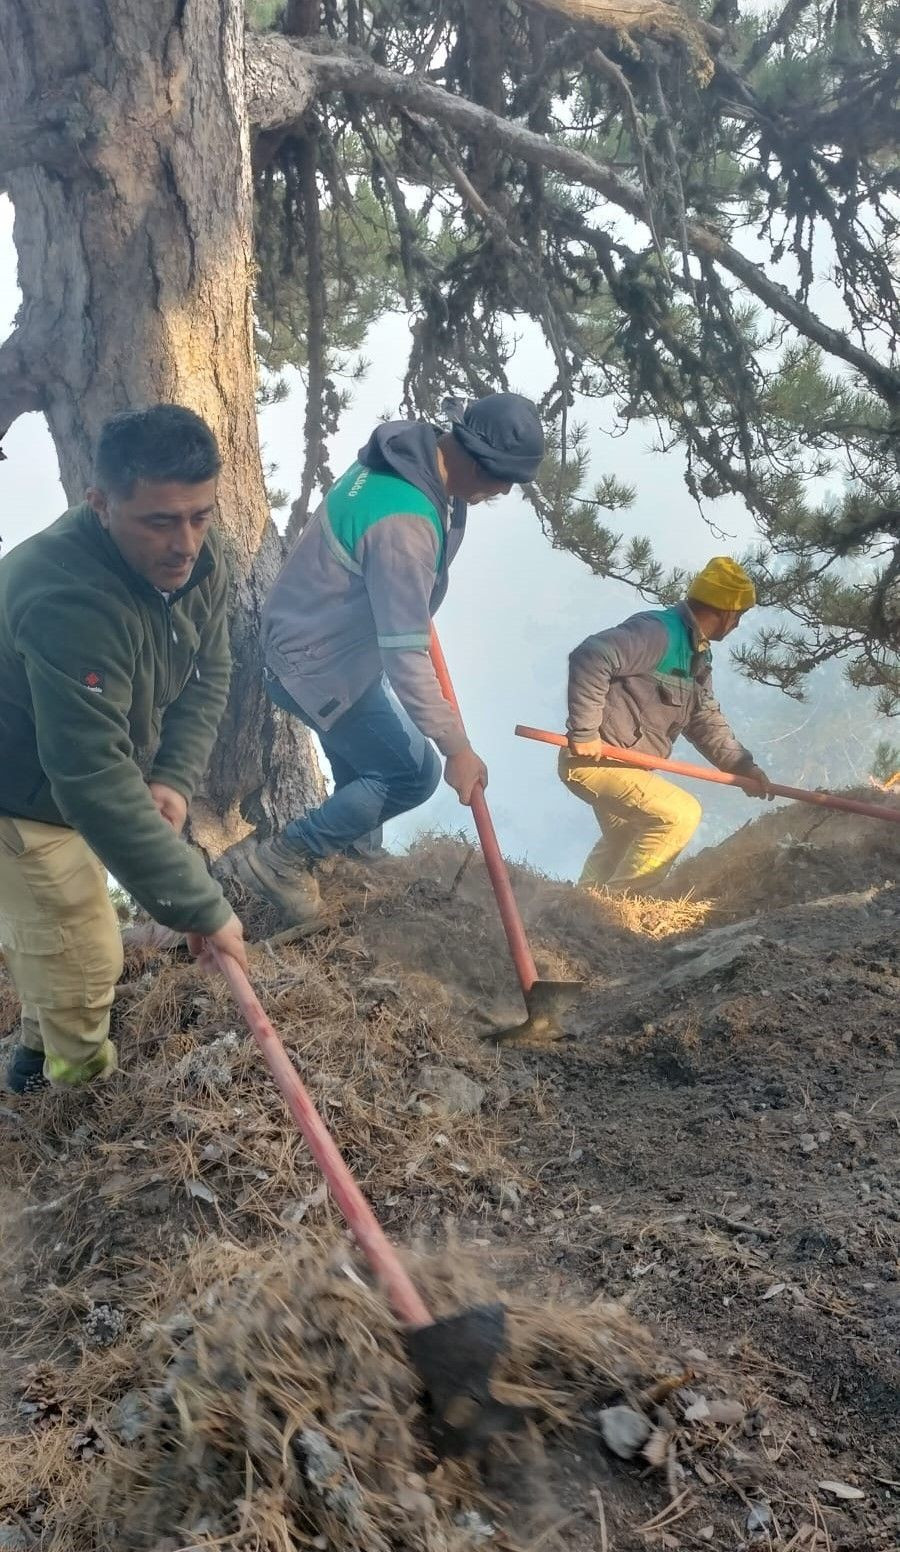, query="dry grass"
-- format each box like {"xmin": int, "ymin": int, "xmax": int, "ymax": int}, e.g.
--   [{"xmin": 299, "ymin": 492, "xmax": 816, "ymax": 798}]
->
[
  {"xmin": 578, "ymin": 888, "xmax": 711, "ymax": 941},
  {"xmin": 9, "ymin": 836, "xmax": 842, "ymax": 1550},
  {"xmin": 62, "ymin": 1240, "xmax": 662, "ymax": 1552},
  {"xmin": 0, "ymin": 978, "xmax": 671, "ymax": 1552},
  {"xmin": 0, "ymin": 840, "xmax": 695, "ymax": 1551}
]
